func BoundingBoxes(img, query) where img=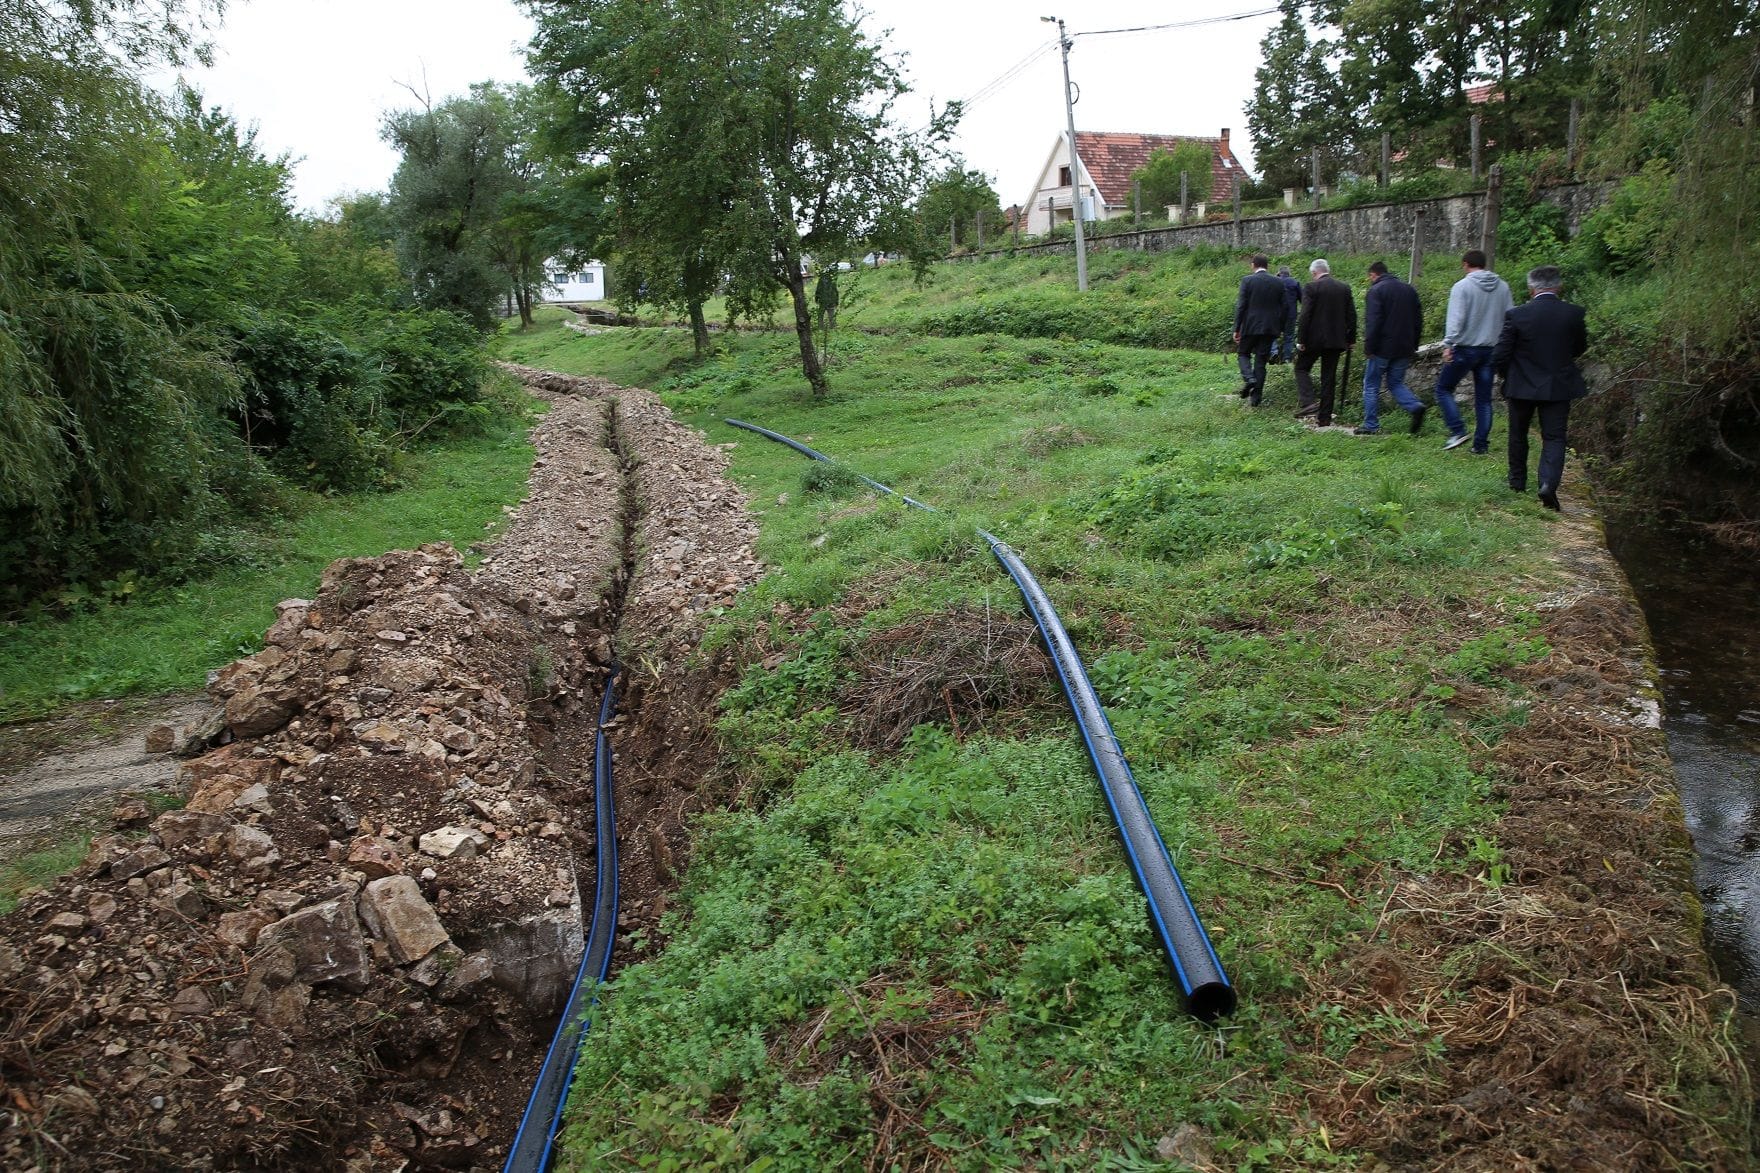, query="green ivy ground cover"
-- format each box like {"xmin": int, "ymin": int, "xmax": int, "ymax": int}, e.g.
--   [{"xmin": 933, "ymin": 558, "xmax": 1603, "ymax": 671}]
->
[{"xmin": 493, "ymin": 312, "xmax": 1748, "ymax": 1169}]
